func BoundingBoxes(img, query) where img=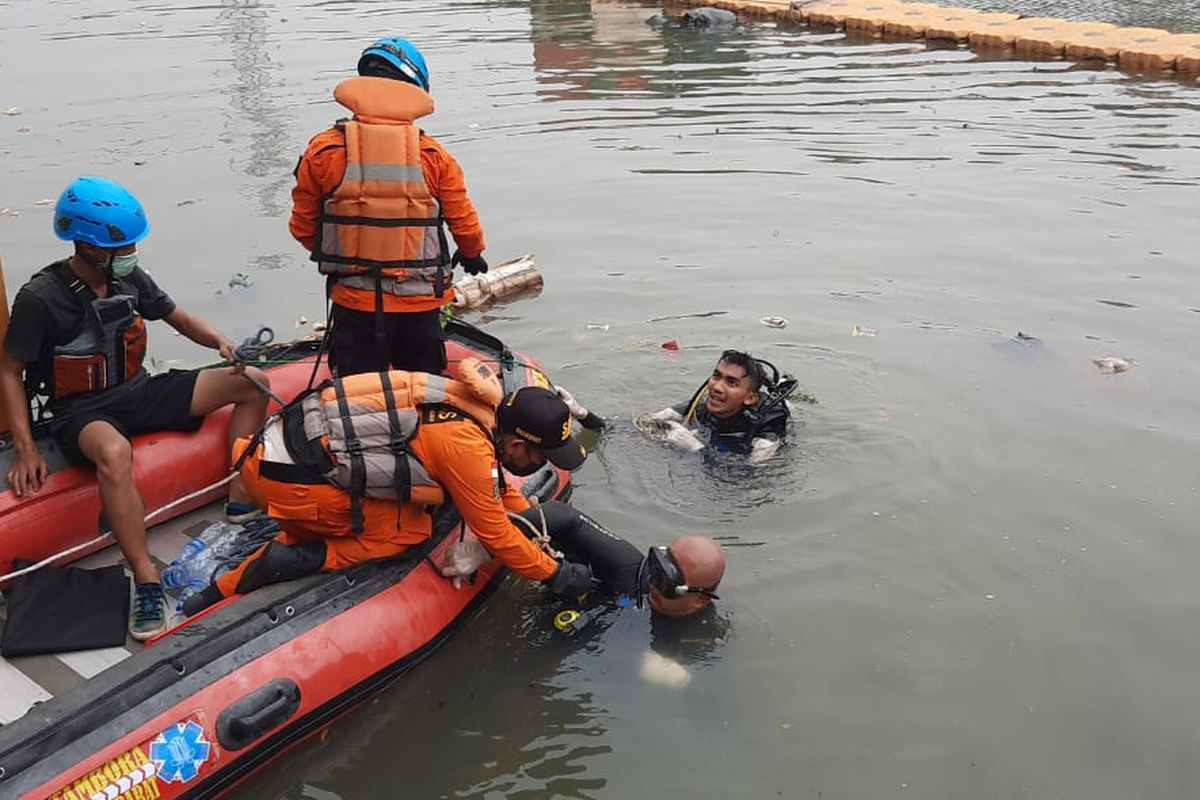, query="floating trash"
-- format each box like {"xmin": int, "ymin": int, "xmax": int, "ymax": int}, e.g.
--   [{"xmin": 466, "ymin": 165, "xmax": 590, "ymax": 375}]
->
[
  {"xmin": 313, "ymin": 322, "xmax": 328, "ymax": 334},
  {"xmin": 0, "ymin": 208, "xmax": 19, "ymax": 217},
  {"xmin": 586, "ymin": 323, "xmax": 610, "ymax": 332},
  {"xmin": 2, "ymin": 107, "xmax": 22, "ymax": 116},
  {"xmin": 639, "ymin": 651, "xmax": 691, "ymax": 689},
  {"xmin": 1093, "ymin": 356, "xmax": 1136, "ymax": 374},
  {"xmin": 34, "ymin": 198, "xmax": 53, "ymax": 206},
  {"xmin": 661, "ymin": 339, "xmax": 680, "ymax": 351},
  {"xmin": 851, "ymin": 324, "xmax": 877, "ymax": 337},
  {"xmin": 296, "ymin": 315, "xmax": 308, "ymax": 327},
  {"xmin": 227, "ymin": 272, "xmax": 254, "ymax": 289},
  {"xmin": 759, "ymin": 315, "xmax": 788, "ymax": 329}
]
